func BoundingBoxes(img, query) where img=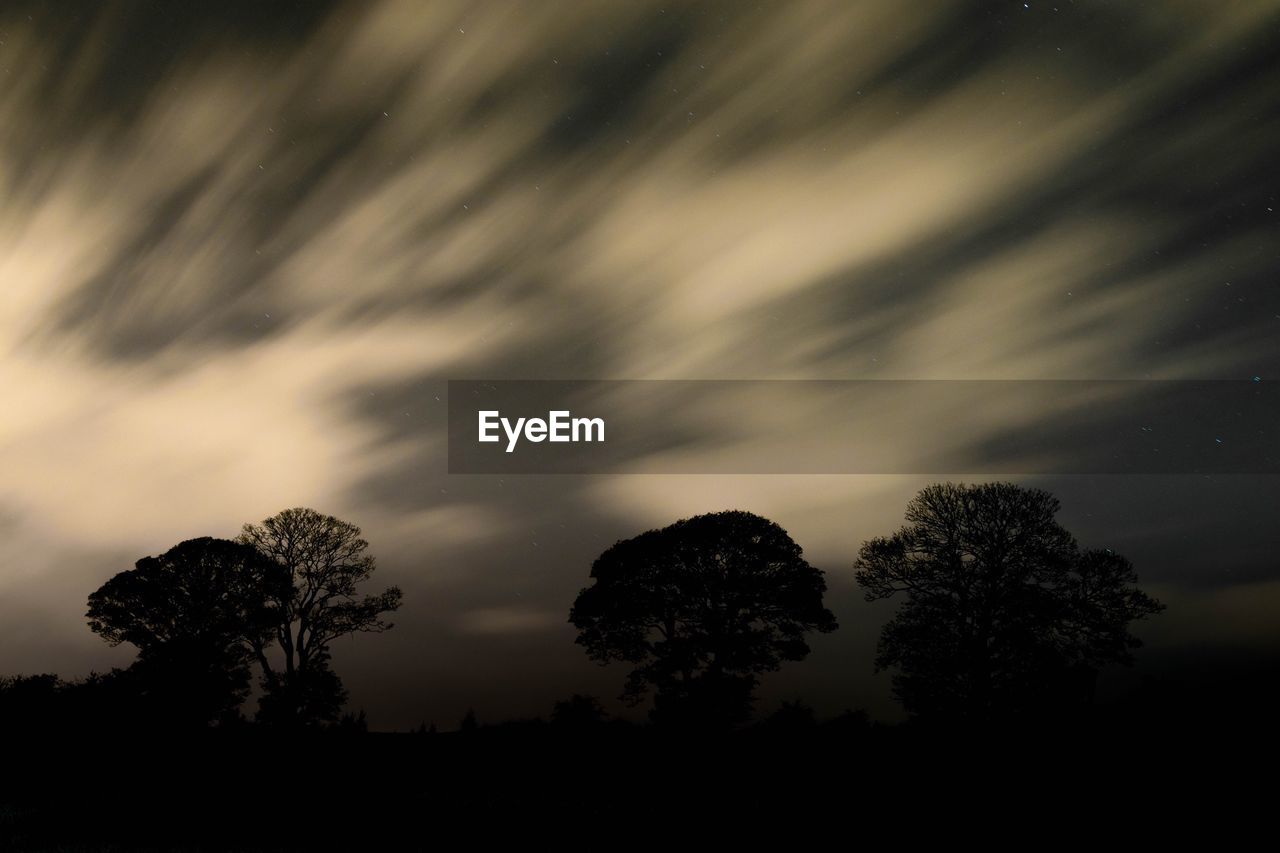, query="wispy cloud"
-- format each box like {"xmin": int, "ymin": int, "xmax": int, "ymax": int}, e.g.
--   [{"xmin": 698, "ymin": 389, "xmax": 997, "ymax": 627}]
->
[{"xmin": 1, "ymin": 0, "xmax": 1277, "ymax": 724}]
